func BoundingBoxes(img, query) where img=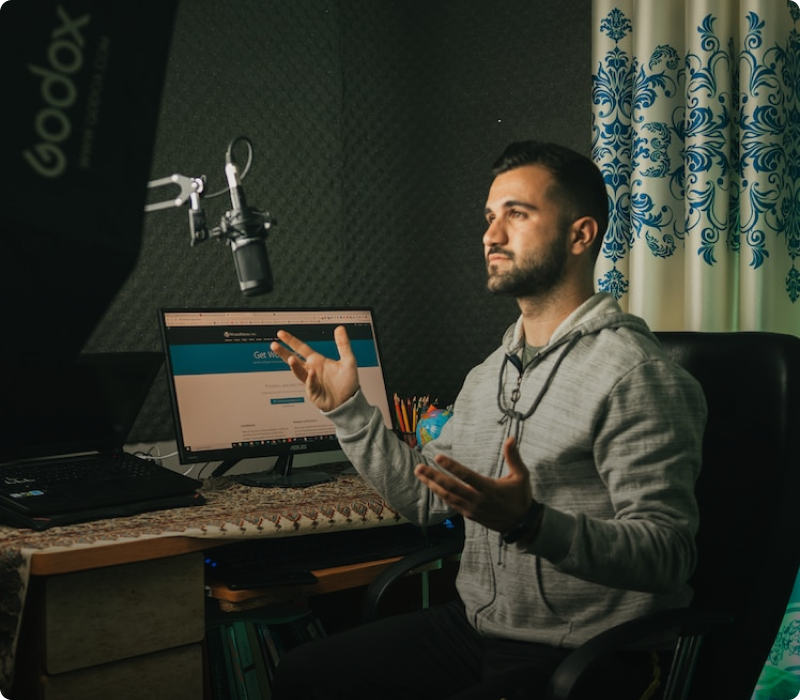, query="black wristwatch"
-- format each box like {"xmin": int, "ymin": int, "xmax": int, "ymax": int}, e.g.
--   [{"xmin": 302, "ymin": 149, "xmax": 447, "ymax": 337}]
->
[{"xmin": 502, "ymin": 501, "xmax": 544, "ymax": 544}]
